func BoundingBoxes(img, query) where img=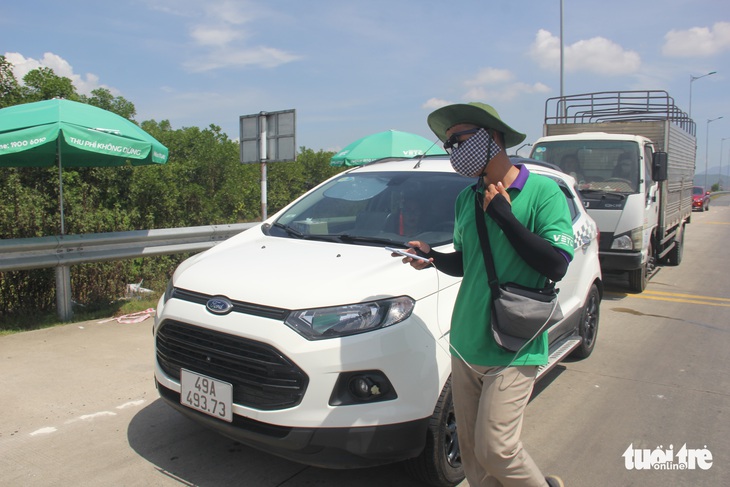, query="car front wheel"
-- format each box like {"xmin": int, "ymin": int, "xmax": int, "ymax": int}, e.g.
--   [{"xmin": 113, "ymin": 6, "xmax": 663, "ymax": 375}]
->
[{"xmin": 403, "ymin": 378, "xmax": 463, "ymax": 487}]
